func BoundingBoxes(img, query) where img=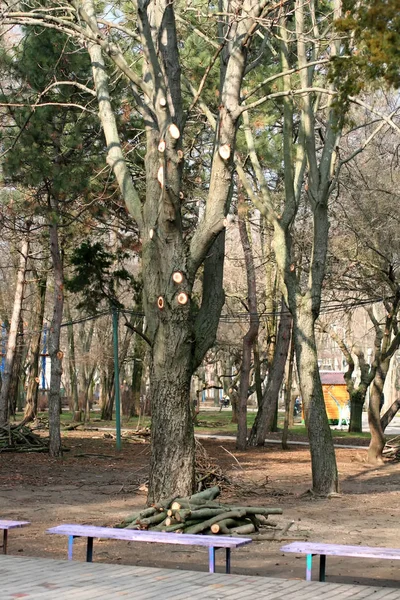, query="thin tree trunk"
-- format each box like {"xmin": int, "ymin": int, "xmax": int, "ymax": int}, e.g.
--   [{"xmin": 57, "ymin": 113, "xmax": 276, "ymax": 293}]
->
[
  {"xmin": 253, "ymin": 338, "xmax": 263, "ymax": 407},
  {"xmin": 282, "ymin": 324, "xmax": 295, "ymax": 450},
  {"xmin": 48, "ymin": 215, "xmax": 64, "ymax": 458},
  {"xmin": 9, "ymin": 318, "xmax": 24, "ymax": 418},
  {"xmin": 65, "ymin": 298, "xmax": 79, "ymax": 415},
  {"xmin": 236, "ymin": 198, "xmax": 259, "ymax": 450},
  {"xmin": 368, "ymin": 362, "xmax": 388, "ymax": 464},
  {"xmin": 0, "ymin": 232, "xmax": 30, "ymax": 426},
  {"xmin": 23, "ymin": 271, "xmax": 47, "ymax": 424},
  {"xmin": 295, "ymin": 308, "xmax": 338, "ymax": 495},
  {"xmin": 84, "ymin": 365, "xmax": 96, "ymax": 422},
  {"xmin": 248, "ymin": 299, "xmax": 292, "ymax": 446},
  {"xmin": 130, "ymin": 334, "xmax": 145, "ymax": 417}
]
